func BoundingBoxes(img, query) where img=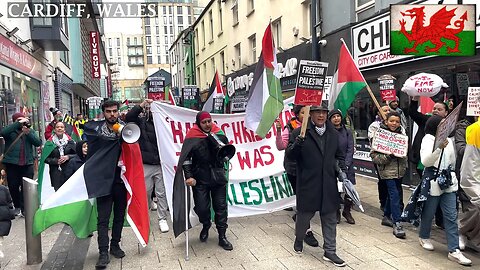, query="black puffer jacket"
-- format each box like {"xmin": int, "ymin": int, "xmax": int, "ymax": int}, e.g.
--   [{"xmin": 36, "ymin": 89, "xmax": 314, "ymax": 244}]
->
[
  {"xmin": 0, "ymin": 185, "xmax": 13, "ymax": 236},
  {"xmin": 125, "ymin": 105, "xmax": 160, "ymax": 165}
]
